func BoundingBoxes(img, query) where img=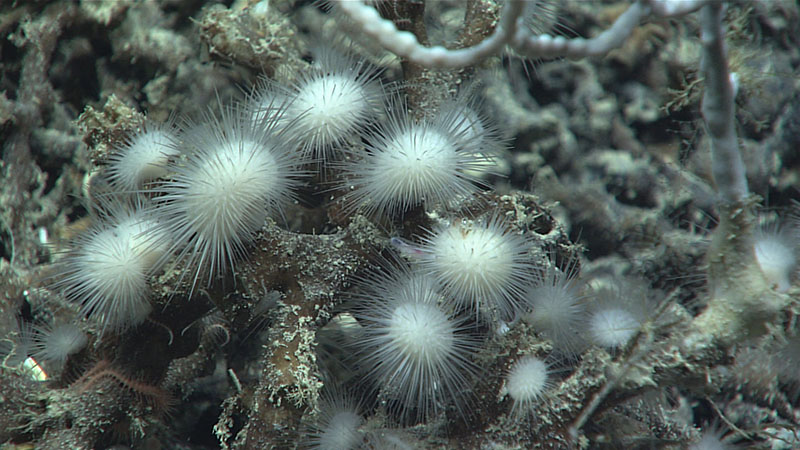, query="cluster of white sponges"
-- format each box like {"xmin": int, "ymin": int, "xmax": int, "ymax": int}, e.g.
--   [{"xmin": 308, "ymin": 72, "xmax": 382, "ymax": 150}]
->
[
  {"xmin": 521, "ymin": 264, "xmax": 656, "ymax": 355},
  {"xmin": 54, "ymin": 95, "xmax": 306, "ymax": 332},
  {"xmin": 51, "ymin": 44, "xmax": 509, "ymax": 336},
  {"xmin": 43, "ymin": 38, "xmax": 675, "ymax": 440},
  {"xmin": 344, "ymin": 212, "xmax": 667, "ymax": 424}
]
